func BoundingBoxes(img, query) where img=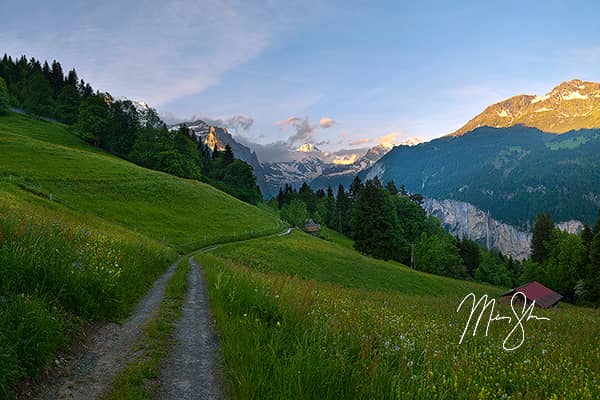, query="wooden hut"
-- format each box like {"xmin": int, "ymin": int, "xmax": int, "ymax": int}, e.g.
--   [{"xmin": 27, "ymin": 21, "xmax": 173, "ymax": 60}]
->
[
  {"xmin": 500, "ymin": 281, "xmax": 562, "ymax": 308},
  {"xmin": 303, "ymin": 219, "xmax": 321, "ymax": 235}
]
